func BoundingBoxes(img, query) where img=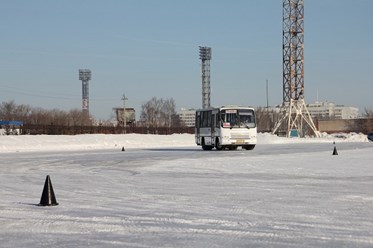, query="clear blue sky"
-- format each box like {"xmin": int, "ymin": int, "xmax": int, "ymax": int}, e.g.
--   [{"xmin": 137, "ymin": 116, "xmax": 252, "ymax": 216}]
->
[{"xmin": 1, "ymin": 0, "xmax": 372, "ymax": 120}]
